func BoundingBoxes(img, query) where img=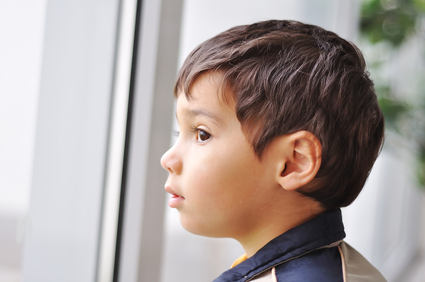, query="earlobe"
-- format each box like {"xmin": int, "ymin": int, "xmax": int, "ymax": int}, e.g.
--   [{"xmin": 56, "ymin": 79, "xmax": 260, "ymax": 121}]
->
[{"xmin": 276, "ymin": 131, "xmax": 321, "ymax": 191}]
